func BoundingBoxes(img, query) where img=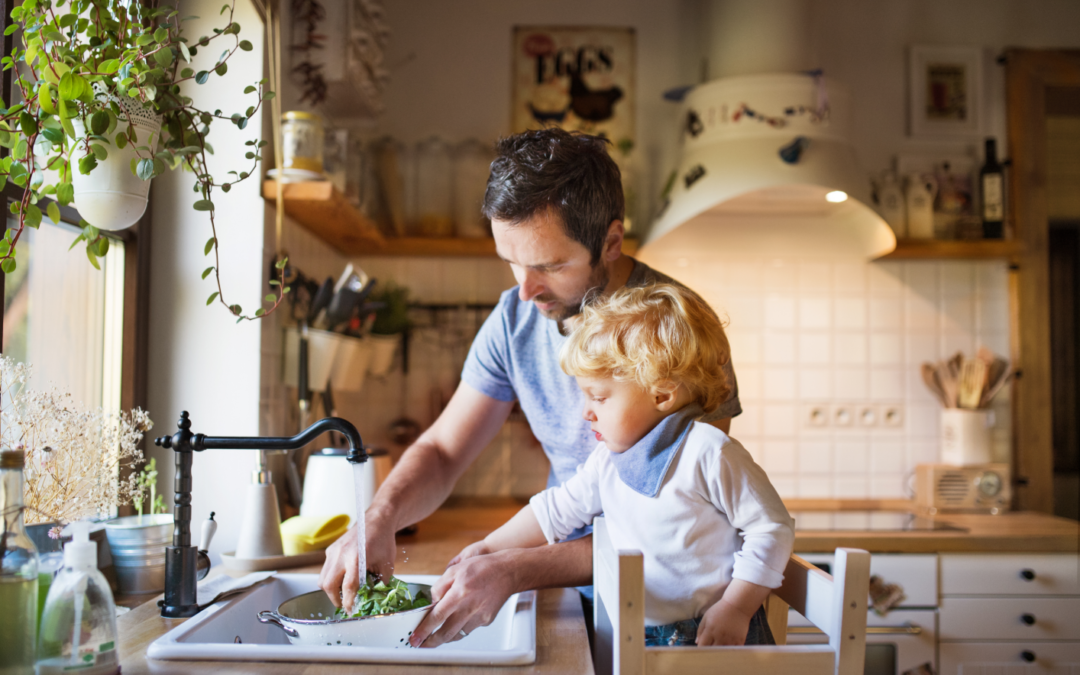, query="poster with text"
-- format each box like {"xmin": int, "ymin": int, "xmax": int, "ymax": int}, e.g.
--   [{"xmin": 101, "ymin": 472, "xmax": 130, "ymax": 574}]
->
[{"xmin": 511, "ymin": 26, "xmax": 635, "ymax": 148}]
